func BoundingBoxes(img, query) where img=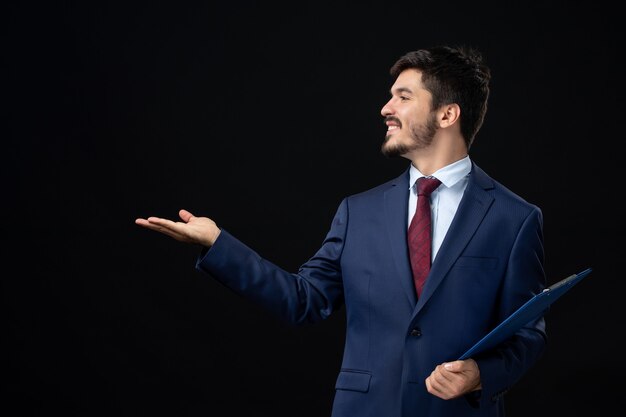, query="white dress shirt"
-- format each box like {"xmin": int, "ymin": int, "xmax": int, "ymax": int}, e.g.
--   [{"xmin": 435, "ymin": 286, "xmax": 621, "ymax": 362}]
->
[{"xmin": 408, "ymin": 156, "xmax": 471, "ymax": 261}]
